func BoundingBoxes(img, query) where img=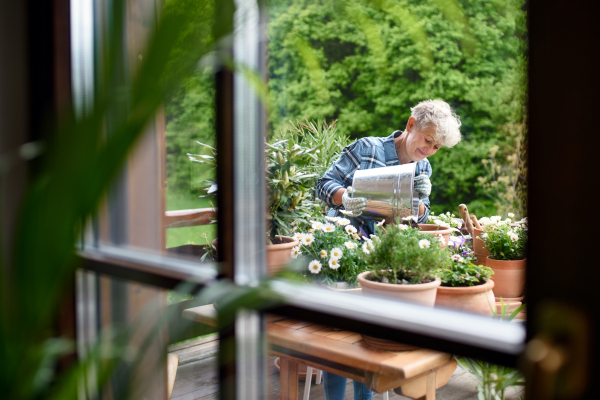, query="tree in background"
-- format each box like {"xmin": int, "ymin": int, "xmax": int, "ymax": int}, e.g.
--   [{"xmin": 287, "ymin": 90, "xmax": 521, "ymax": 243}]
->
[{"xmin": 267, "ymin": 0, "xmax": 527, "ymax": 215}]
